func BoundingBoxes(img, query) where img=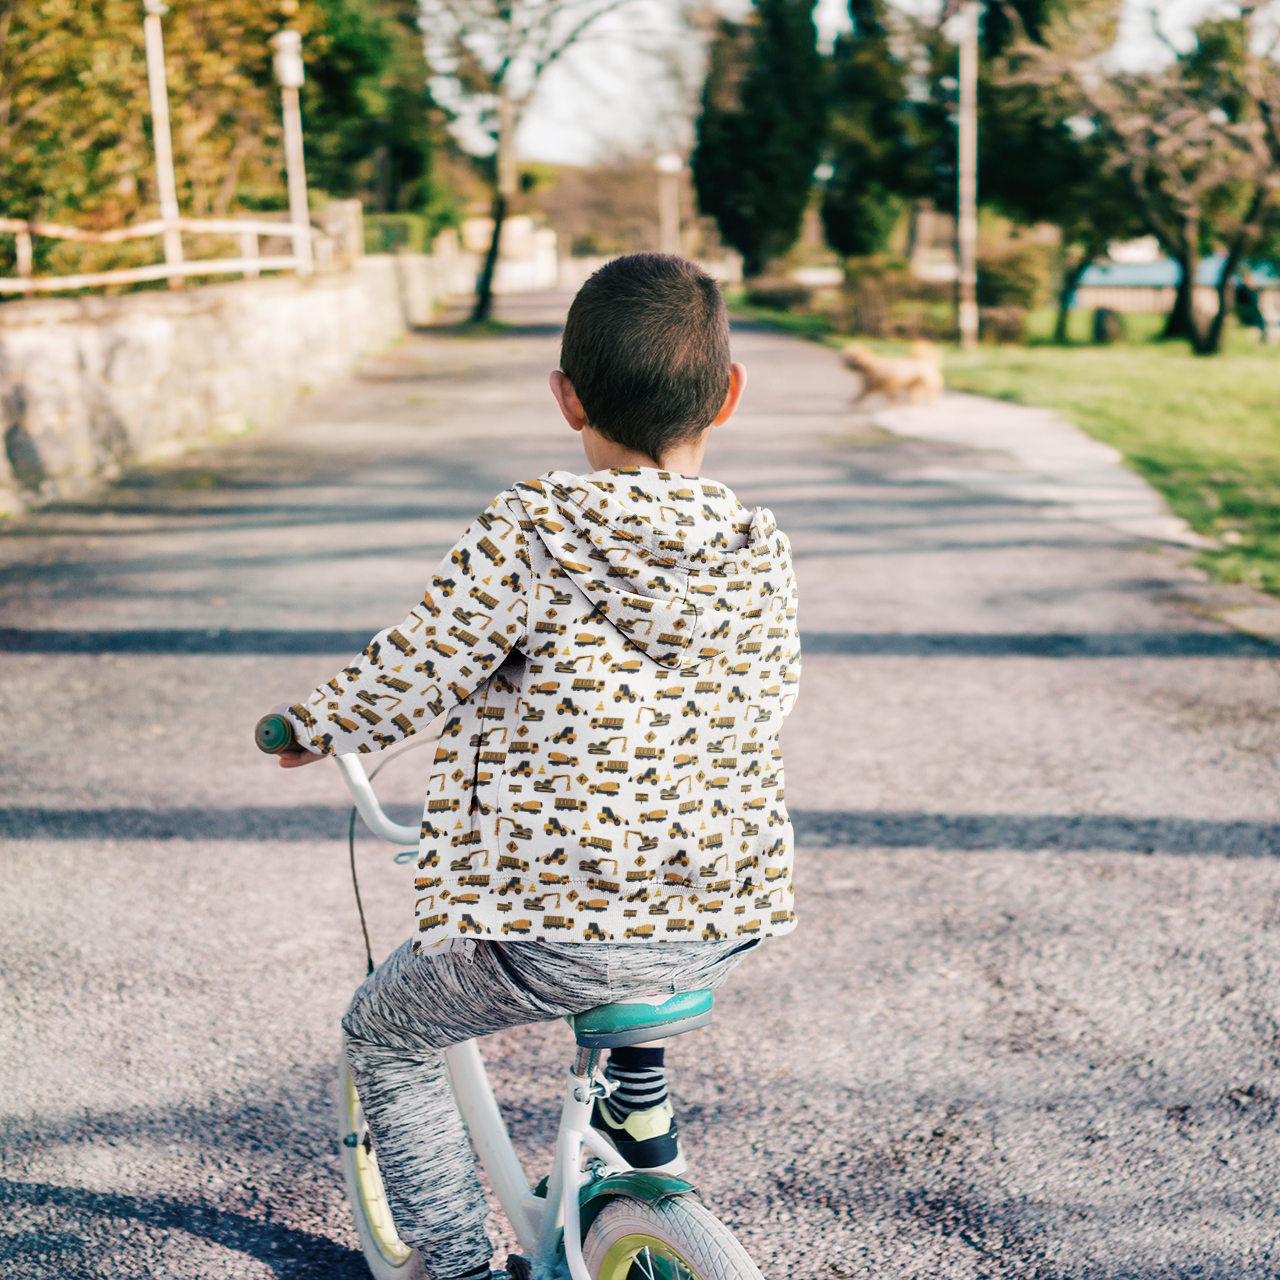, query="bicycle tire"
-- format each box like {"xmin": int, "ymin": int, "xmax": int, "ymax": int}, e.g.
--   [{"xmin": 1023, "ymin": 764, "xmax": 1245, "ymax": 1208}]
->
[
  {"xmin": 337, "ymin": 1051, "xmax": 426, "ymax": 1280},
  {"xmin": 582, "ymin": 1195, "xmax": 764, "ymax": 1280}
]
